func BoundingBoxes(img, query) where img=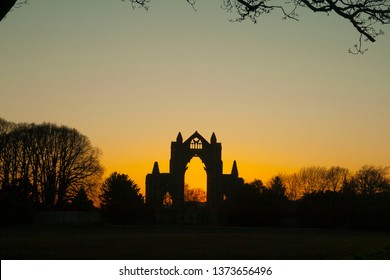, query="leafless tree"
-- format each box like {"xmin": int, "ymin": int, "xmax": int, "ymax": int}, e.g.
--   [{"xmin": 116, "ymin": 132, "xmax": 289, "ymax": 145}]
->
[
  {"xmin": 0, "ymin": 120, "xmax": 103, "ymax": 209},
  {"xmin": 282, "ymin": 173, "xmax": 302, "ymax": 200},
  {"xmin": 0, "ymin": 118, "xmax": 15, "ymax": 134},
  {"xmin": 184, "ymin": 184, "xmax": 207, "ymax": 202},
  {"xmin": 351, "ymin": 165, "xmax": 390, "ymax": 194},
  {"xmin": 296, "ymin": 166, "xmax": 328, "ymax": 194},
  {"xmin": 126, "ymin": 0, "xmax": 390, "ymax": 53},
  {"xmin": 281, "ymin": 165, "xmax": 350, "ymax": 199},
  {"xmin": 2, "ymin": 1, "xmax": 389, "ymax": 53},
  {"xmin": 221, "ymin": 0, "xmax": 390, "ymax": 53},
  {"xmin": 326, "ymin": 166, "xmax": 350, "ymax": 192}
]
